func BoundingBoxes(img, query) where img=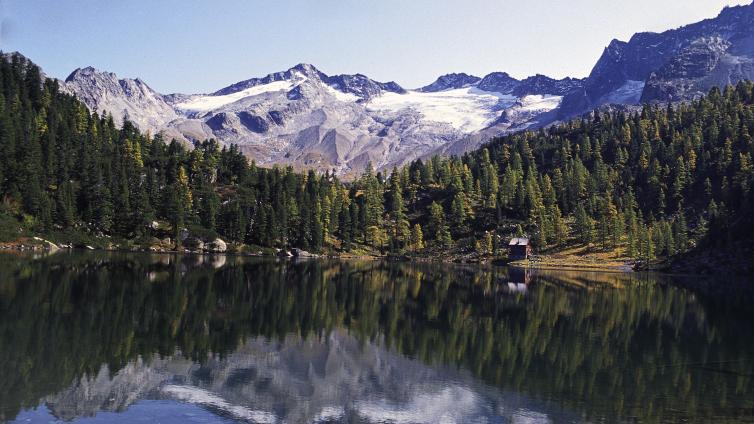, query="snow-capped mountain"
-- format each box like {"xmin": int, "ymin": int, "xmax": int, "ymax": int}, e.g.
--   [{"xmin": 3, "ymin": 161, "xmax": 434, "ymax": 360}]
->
[
  {"xmin": 62, "ymin": 64, "xmax": 569, "ymax": 176},
  {"xmin": 58, "ymin": 1, "xmax": 754, "ymax": 176}
]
